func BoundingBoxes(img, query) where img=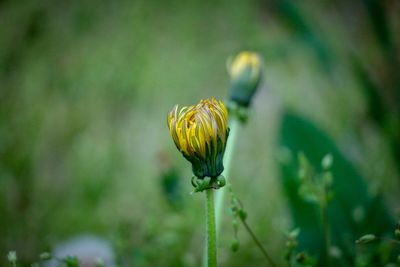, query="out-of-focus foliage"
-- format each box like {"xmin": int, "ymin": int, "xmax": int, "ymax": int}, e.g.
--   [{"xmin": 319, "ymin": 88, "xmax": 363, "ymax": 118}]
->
[
  {"xmin": 278, "ymin": 112, "xmax": 395, "ymax": 266},
  {"xmin": 0, "ymin": 0, "xmax": 399, "ymax": 266}
]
